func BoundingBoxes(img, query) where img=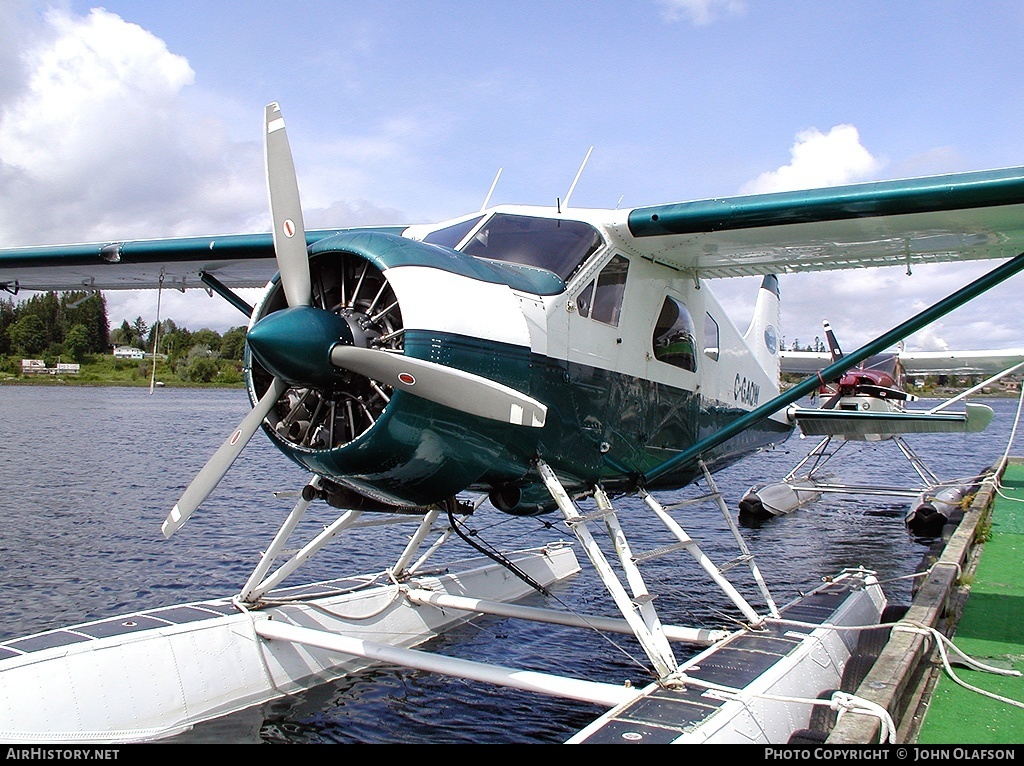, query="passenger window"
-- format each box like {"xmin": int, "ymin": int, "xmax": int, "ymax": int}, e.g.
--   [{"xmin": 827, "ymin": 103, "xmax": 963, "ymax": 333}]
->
[
  {"xmin": 704, "ymin": 313, "xmax": 720, "ymax": 361},
  {"xmin": 653, "ymin": 296, "xmax": 697, "ymax": 372}
]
